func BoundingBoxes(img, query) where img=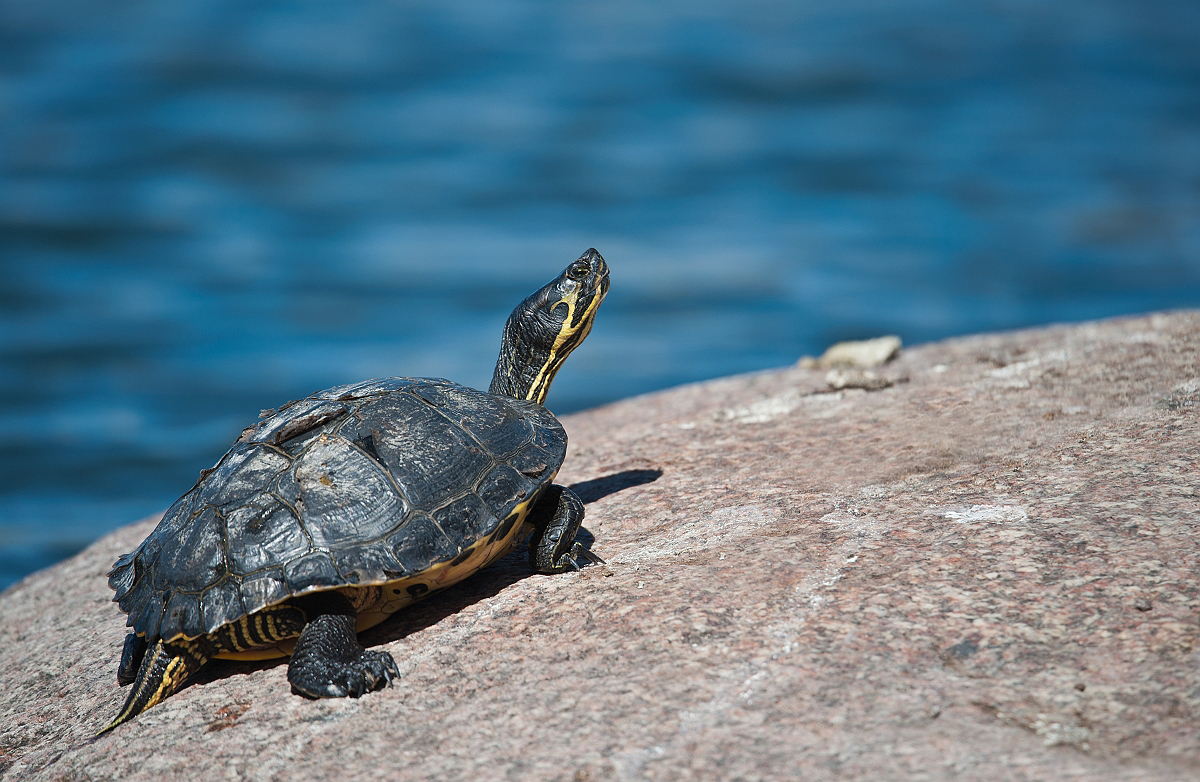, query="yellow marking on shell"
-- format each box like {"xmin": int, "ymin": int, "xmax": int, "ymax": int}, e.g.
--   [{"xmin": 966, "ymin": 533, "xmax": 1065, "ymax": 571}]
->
[
  {"xmin": 354, "ymin": 491, "xmax": 541, "ymax": 630},
  {"xmin": 212, "ymin": 489, "xmax": 545, "ymax": 661}
]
